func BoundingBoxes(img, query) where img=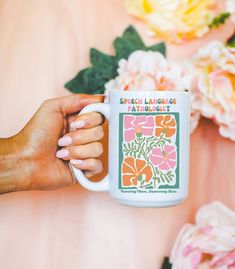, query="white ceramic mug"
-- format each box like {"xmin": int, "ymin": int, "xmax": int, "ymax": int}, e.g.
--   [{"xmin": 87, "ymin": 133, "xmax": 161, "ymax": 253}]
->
[{"xmin": 72, "ymin": 90, "xmax": 190, "ymax": 207}]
